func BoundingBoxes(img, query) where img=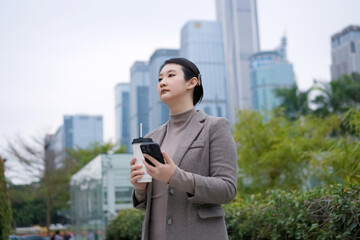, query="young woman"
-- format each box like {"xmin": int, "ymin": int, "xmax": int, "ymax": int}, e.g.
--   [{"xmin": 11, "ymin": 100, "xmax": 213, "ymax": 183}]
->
[{"xmin": 130, "ymin": 58, "xmax": 237, "ymax": 240}]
